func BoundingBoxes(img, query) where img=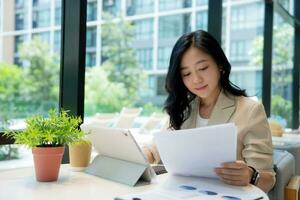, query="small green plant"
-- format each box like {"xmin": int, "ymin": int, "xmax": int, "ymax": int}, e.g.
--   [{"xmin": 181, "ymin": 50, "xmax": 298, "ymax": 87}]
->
[
  {"xmin": 4, "ymin": 109, "xmax": 85, "ymax": 148},
  {"xmin": 70, "ymin": 138, "xmax": 91, "ymax": 145}
]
